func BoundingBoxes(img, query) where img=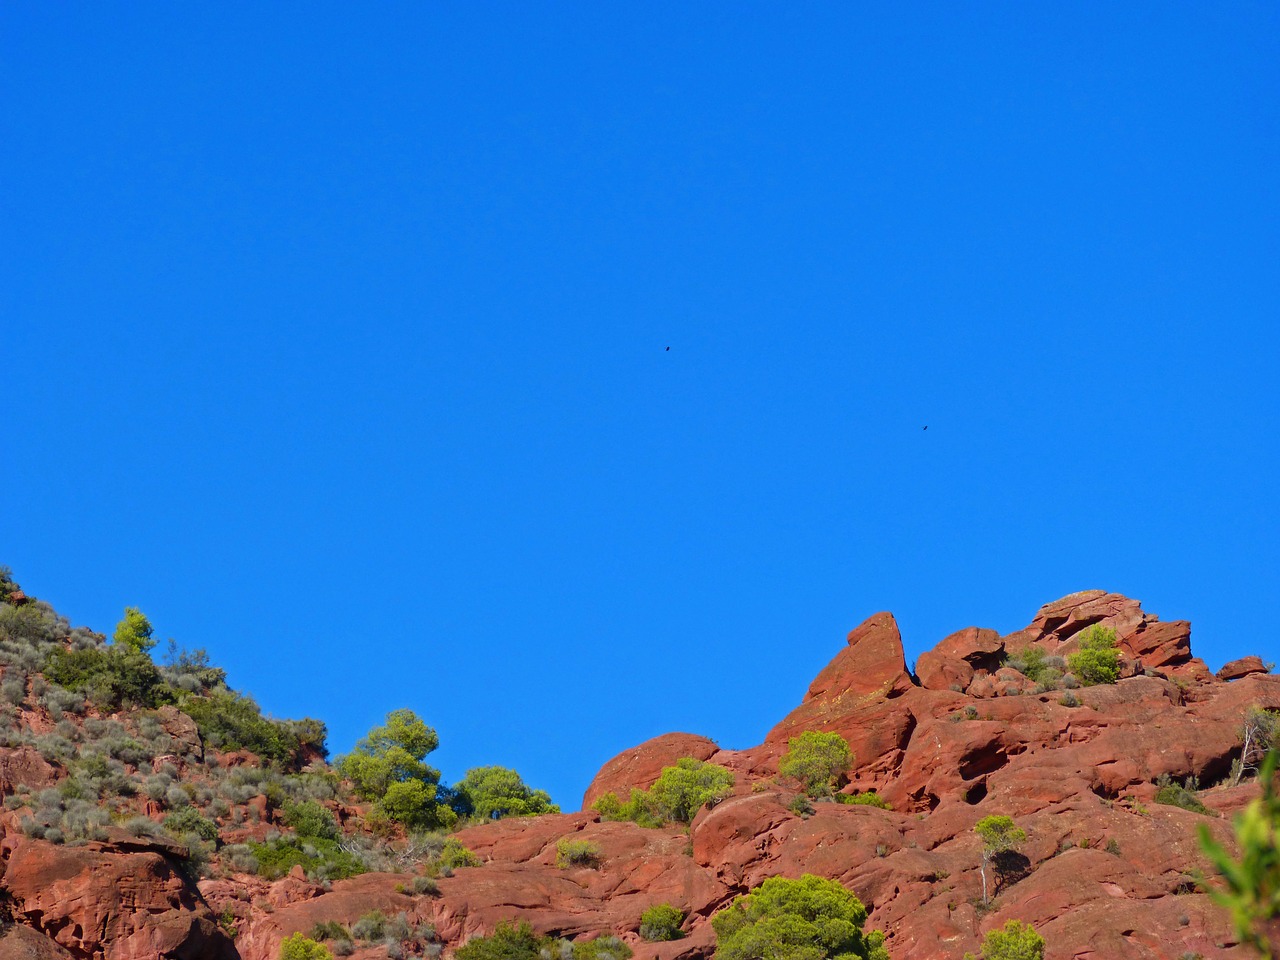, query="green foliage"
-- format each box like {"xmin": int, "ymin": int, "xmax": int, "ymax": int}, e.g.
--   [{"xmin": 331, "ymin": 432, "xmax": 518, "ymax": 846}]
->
[
  {"xmin": 975, "ymin": 816, "xmax": 1027, "ymax": 903},
  {"xmin": 1154, "ymin": 775, "xmax": 1210, "ymax": 816},
  {"xmin": 1066, "ymin": 625, "xmax": 1120, "ymax": 686},
  {"xmin": 180, "ymin": 689, "xmax": 314, "ymax": 764},
  {"xmin": 455, "ymin": 921, "xmax": 546, "ymax": 960},
  {"xmin": 309, "ymin": 921, "xmax": 351, "ymax": 942},
  {"xmin": 972, "ymin": 819, "xmax": 1024, "ymax": 855},
  {"xmin": 1235, "ymin": 707, "xmax": 1280, "ymax": 784},
  {"xmin": 337, "ymin": 709, "xmax": 454, "ymax": 828},
  {"xmin": 0, "ymin": 566, "xmax": 19, "ymax": 604},
  {"xmin": 556, "ymin": 838, "xmax": 602, "ymax": 868},
  {"xmin": 279, "ymin": 933, "xmax": 333, "ymax": 960},
  {"xmin": 44, "ymin": 645, "xmax": 169, "ymax": 709},
  {"xmin": 592, "ymin": 788, "xmax": 665, "ymax": 829},
  {"xmin": 1198, "ymin": 748, "xmax": 1280, "ymax": 955},
  {"xmin": 1005, "ymin": 647, "xmax": 1064, "ymax": 689},
  {"xmin": 383, "ymin": 779, "xmax": 453, "ymax": 829},
  {"xmin": 454, "ymin": 765, "xmax": 559, "ymax": 820},
  {"xmin": 787, "ymin": 794, "xmax": 815, "ymax": 818},
  {"xmin": 249, "ymin": 834, "xmax": 365, "ymax": 881},
  {"xmin": 963, "ymin": 920, "xmax": 1045, "ymax": 960},
  {"xmin": 711, "ymin": 873, "xmax": 888, "ymax": 960},
  {"xmin": 454, "ymin": 922, "xmax": 631, "ymax": 960},
  {"xmin": 439, "ymin": 837, "xmax": 481, "ymax": 869},
  {"xmin": 639, "ymin": 904, "xmax": 685, "ymax": 942},
  {"xmin": 593, "ymin": 758, "xmax": 733, "ymax": 827},
  {"xmin": 572, "ymin": 937, "xmax": 633, "ymax": 960},
  {"xmin": 648, "ymin": 757, "xmax": 734, "ymax": 823},
  {"xmin": 282, "ymin": 800, "xmax": 339, "ymax": 840},
  {"xmin": 837, "ymin": 792, "xmax": 891, "ymax": 810},
  {"xmin": 160, "ymin": 641, "xmax": 228, "ymax": 691},
  {"xmin": 113, "ymin": 607, "xmax": 156, "ymax": 654},
  {"xmin": 975, "ymin": 815, "xmax": 1026, "ymax": 853},
  {"xmin": 779, "ymin": 731, "xmax": 853, "ymax": 798},
  {"xmin": 163, "ymin": 807, "xmax": 219, "ymax": 842}
]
